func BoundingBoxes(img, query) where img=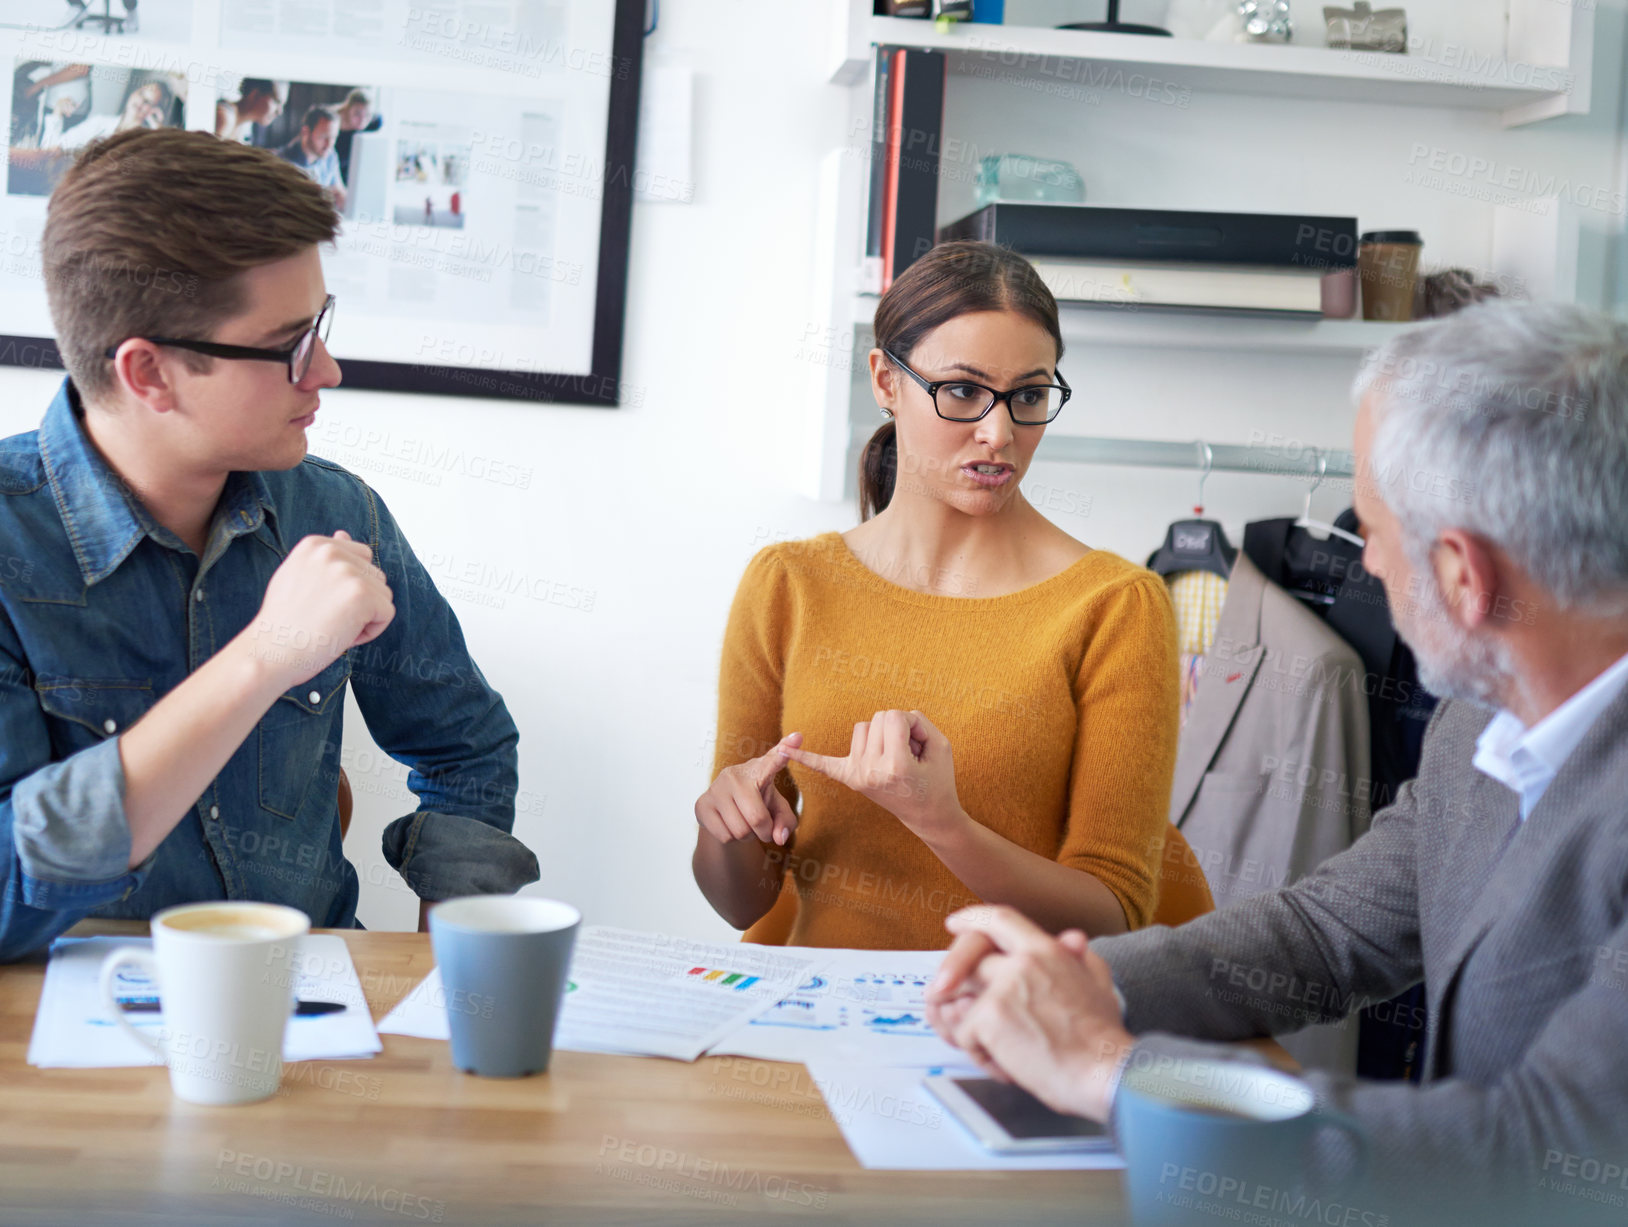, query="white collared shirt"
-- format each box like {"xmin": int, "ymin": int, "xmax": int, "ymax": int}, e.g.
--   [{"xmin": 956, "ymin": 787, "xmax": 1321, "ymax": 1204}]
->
[{"xmin": 1472, "ymin": 650, "xmax": 1628, "ymax": 820}]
